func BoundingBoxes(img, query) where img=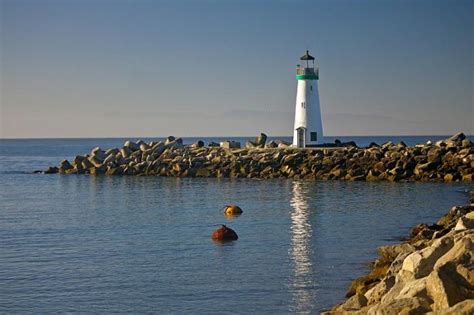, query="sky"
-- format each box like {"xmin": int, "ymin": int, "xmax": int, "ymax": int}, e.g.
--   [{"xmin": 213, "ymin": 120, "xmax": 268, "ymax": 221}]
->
[{"xmin": 1, "ymin": 0, "xmax": 472, "ymax": 138}]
